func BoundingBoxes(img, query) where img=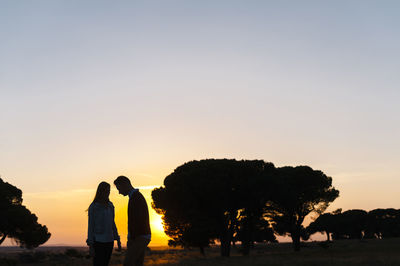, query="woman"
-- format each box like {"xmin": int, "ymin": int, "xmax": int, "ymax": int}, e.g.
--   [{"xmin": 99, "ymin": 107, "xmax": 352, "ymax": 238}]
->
[{"xmin": 87, "ymin": 182, "xmax": 121, "ymax": 266}]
